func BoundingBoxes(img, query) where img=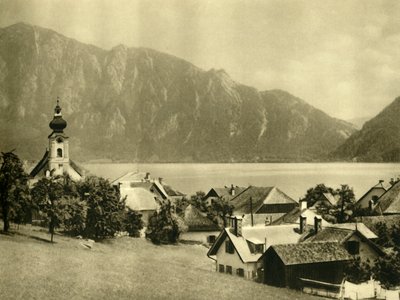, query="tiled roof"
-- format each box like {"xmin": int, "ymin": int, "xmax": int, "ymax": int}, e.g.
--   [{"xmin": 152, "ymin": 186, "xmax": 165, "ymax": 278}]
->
[
  {"xmin": 270, "ymin": 242, "xmax": 353, "ymax": 265},
  {"xmin": 207, "ymin": 224, "xmax": 305, "ymax": 263},
  {"xmin": 374, "ymin": 180, "xmax": 400, "ymax": 214},
  {"xmin": 305, "ymin": 223, "xmax": 377, "ymax": 243},
  {"xmin": 124, "ymin": 187, "xmax": 159, "ymax": 211},
  {"xmin": 355, "ymin": 215, "xmax": 400, "ymax": 235},
  {"xmin": 271, "ymin": 207, "xmax": 331, "ymax": 226},
  {"xmin": 231, "ymin": 186, "xmax": 297, "ymax": 215},
  {"xmin": 184, "ymin": 205, "xmax": 220, "ymax": 231},
  {"xmin": 305, "ymin": 227, "xmax": 353, "ymax": 243},
  {"xmin": 356, "ymin": 181, "xmax": 388, "ymax": 204},
  {"xmin": 242, "ymin": 213, "xmax": 287, "ymax": 226},
  {"xmin": 323, "ymin": 193, "xmax": 339, "ymax": 206},
  {"xmin": 163, "ymin": 185, "xmax": 185, "ymax": 197},
  {"xmin": 209, "ymin": 187, "xmax": 247, "ymax": 200},
  {"xmin": 29, "ymin": 150, "xmax": 49, "ymax": 177},
  {"xmin": 112, "ymin": 171, "xmax": 149, "ymax": 184}
]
